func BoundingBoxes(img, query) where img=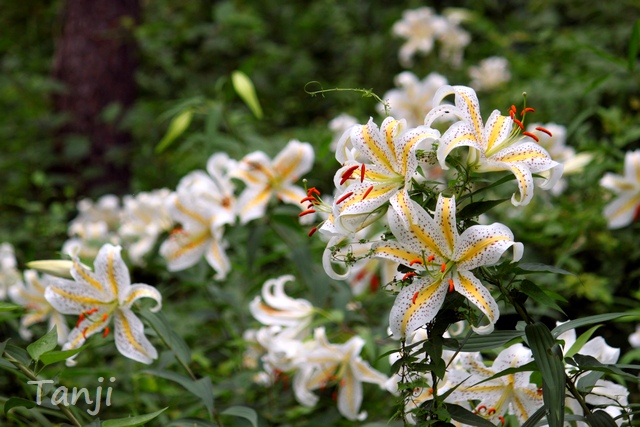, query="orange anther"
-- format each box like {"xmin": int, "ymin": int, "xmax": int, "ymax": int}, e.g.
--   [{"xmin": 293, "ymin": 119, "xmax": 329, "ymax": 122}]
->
[
  {"xmin": 361, "ymin": 185, "xmax": 374, "ymax": 200},
  {"xmin": 299, "ymin": 209, "xmax": 316, "ymax": 217},
  {"xmin": 308, "ymin": 227, "xmax": 318, "ymax": 237},
  {"xmin": 427, "ymin": 255, "xmax": 435, "ymax": 262},
  {"xmin": 535, "ymin": 126, "xmax": 553, "ymax": 137},
  {"xmin": 402, "ymin": 272, "xmax": 416, "ymax": 281},
  {"xmin": 521, "ymin": 107, "xmax": 535, "ymax": 115},
  {"xmin": 409, "ymin": 259, "xmax": 423, "ymax": 266},
  {"xmin": 488, "ymin": 407, "xmax": 496, "ymax": 415},
  {"xmin": 477, "ymin": 405, "xmax": 487, "ymax": 413},
  {"xmin": 509, "ymin": 110, "xmax": 515, "ymax": 119},
  {"xmin": 76, "ymin": 313, "xmax": 85, "ymax": 328},
  {"xmin": 300, "ymin": 196, "xmax": 316, "ymax": 204},
  {"xmin": 513, "ymin": 118, "xmax": 524, "ymax": 130},
  {"xmin": 440, "ymin": 263, "xmax": 446, "ymax": 273},
  {"xmin": 340, "ymin": 165, "xmax": 360, "ymax": 185},
  {"xmin": 102, "ymin": 313, "xmax": 108, "ymax": 322},
  {"xmin": 499, "ymin": 416, "xmax": 505, "ymax": 425},
  {"xmin": 103, "ymin": 327, "xmax": 110, "ymax": 338},
  {"xmin": 336, "ymin": 192, "xmax": 354, "ymax": 204},
  {"xmin": 522, "ymin": 131, "xmax": 539, "ymax": 142},
  {"xmin": 510, "ymin": 105, "xmax": 517, "ymax": 113},
  {"xmin": 370, "ymin": 275, "xmax": 379, "ymax": 292},
  {"xmin": 82, "ymin": 327, "xmax": 88, "ymax": 339},
  {"xmin": 412, "ymin": 291, "xmax": 420, "ymax": 305},
  {"xmin": 360, "ymin": 163, "xmax": 366, "ymax": 183},
  {"xmin": 307, "ymin": 187, "xmax": 321, "ymax": 196},
  {"xmin": 448, "ymin": 279, "xmax": 454, "ymax": 292},
  {"xmin": 86, "ymin": 308, "xmax": 98, "ymax": 315}
]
